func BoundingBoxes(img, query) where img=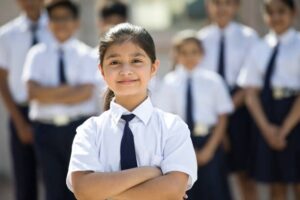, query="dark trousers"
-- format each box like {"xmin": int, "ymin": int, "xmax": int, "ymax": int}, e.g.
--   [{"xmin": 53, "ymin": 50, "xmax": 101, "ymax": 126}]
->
[
  {"xmin": 33, "ymin": 118, "xmax": 86, "ymax": 200},
  {"xmin": 9, "ymin": 106, "xmax": 38, "ymax": 200}
]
